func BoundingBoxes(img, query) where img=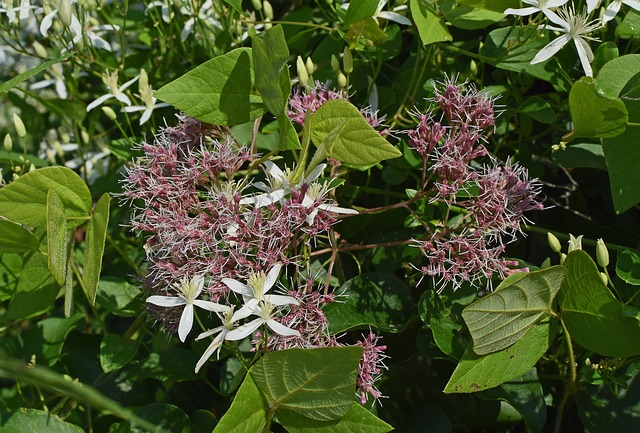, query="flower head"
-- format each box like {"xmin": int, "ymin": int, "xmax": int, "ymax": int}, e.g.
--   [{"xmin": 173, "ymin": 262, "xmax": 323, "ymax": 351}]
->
[
  {"xmin": 194, "ymin": 305, "xmax": 237, "ymax": 373},
  {"xmin": 86, "ymin": 70, "xmax": 139, "ymax": 111},
  {"xmin": 531, "ymin": 5, "xmax": 603, "ymax": 77}
]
